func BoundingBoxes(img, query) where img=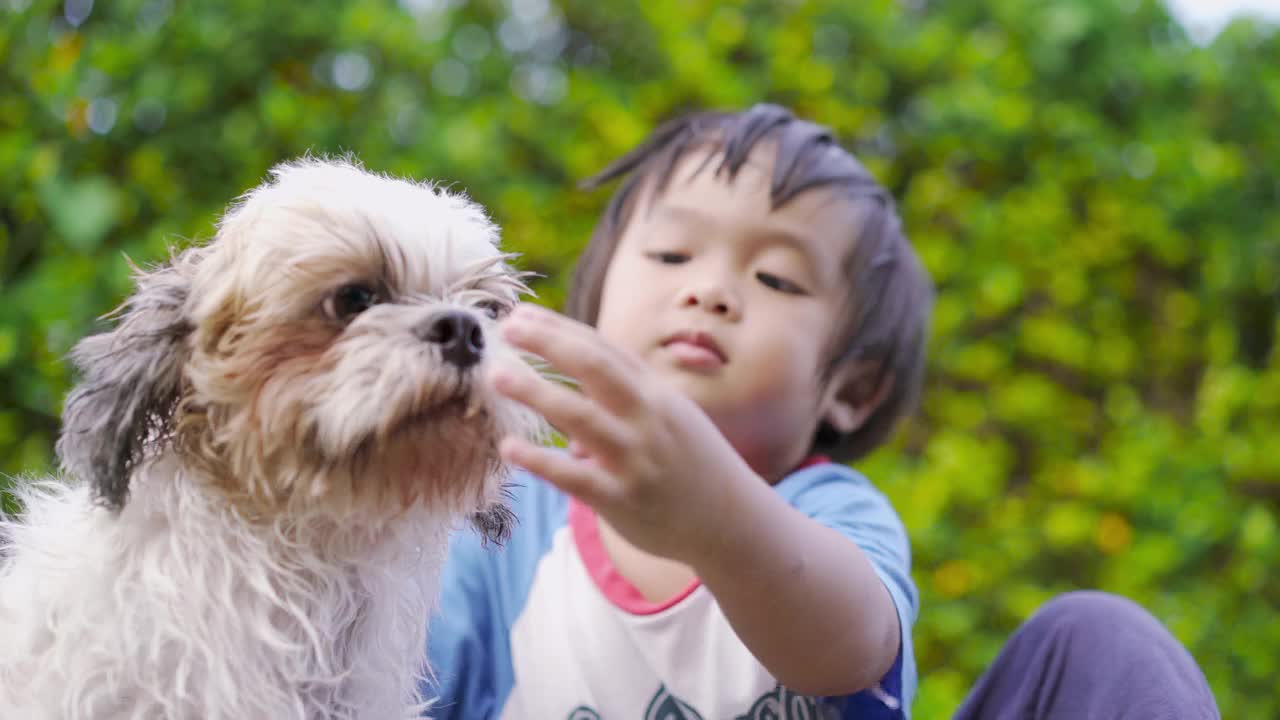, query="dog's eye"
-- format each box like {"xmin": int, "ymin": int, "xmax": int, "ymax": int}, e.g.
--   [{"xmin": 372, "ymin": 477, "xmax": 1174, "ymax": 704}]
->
[
  {"xmin": 326, "ymin": 284, "xmax": 380, "ymax": 321},
  {"xmin": 476, "ymin": 299, "xmax": 509, "ymax": 320}
]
